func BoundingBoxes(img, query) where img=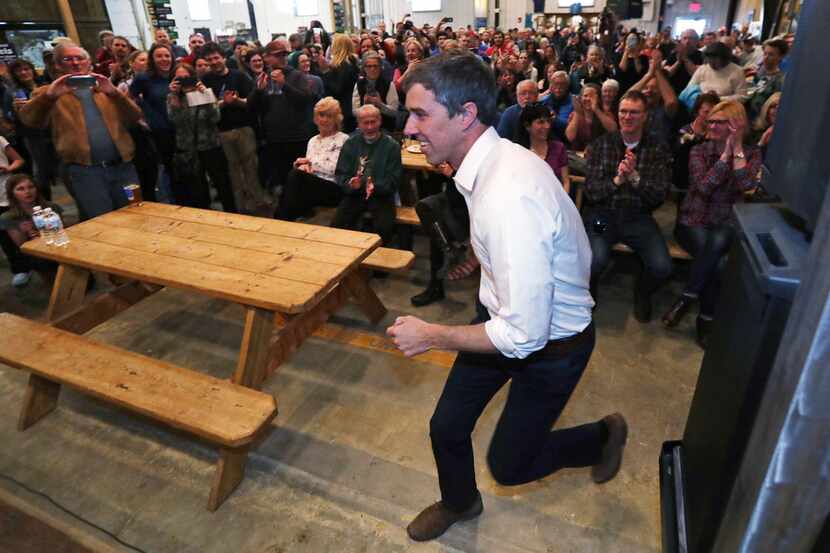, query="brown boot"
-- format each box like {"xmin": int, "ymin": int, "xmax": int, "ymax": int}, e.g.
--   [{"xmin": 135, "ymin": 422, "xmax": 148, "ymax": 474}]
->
[
  {"xmin": 406, "ymin": 494, "xmax": 483, "ymax": 542},
  {"xmin": 591, "ymin": 413, "xmax": 628, "ymax": 484}
]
